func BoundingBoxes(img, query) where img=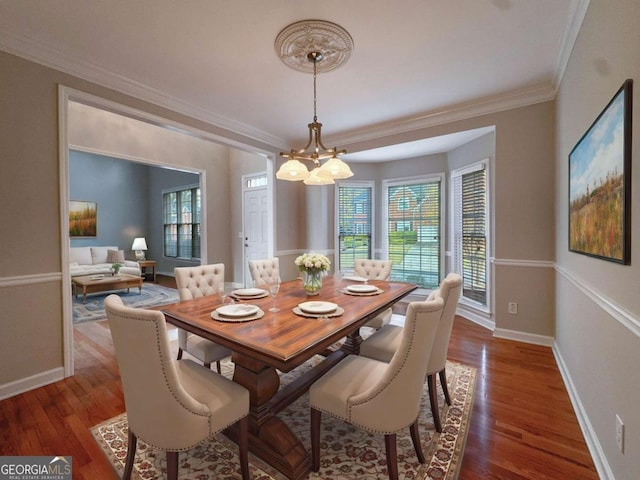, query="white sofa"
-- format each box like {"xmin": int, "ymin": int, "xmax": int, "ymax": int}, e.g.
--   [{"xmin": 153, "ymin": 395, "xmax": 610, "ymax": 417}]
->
[{"xmin": 70, "ymin": 246, "xmax": 141, "ymax": 277}]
